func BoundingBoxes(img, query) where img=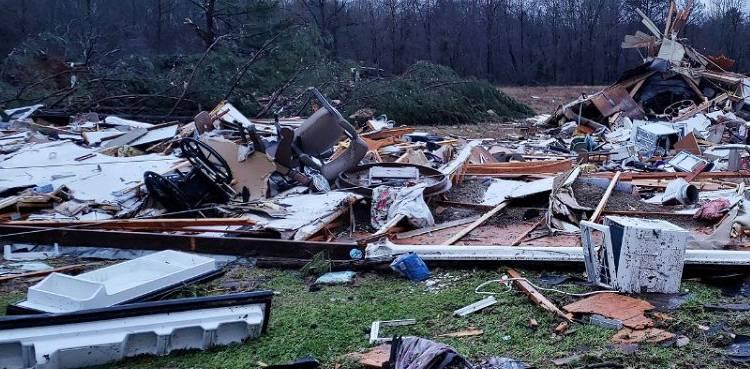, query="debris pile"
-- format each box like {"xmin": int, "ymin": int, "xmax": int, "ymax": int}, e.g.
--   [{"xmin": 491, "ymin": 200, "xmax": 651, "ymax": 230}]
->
[{"xmin": 1, "ymin": 2, "xmax": 750, "ymax": 368}]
